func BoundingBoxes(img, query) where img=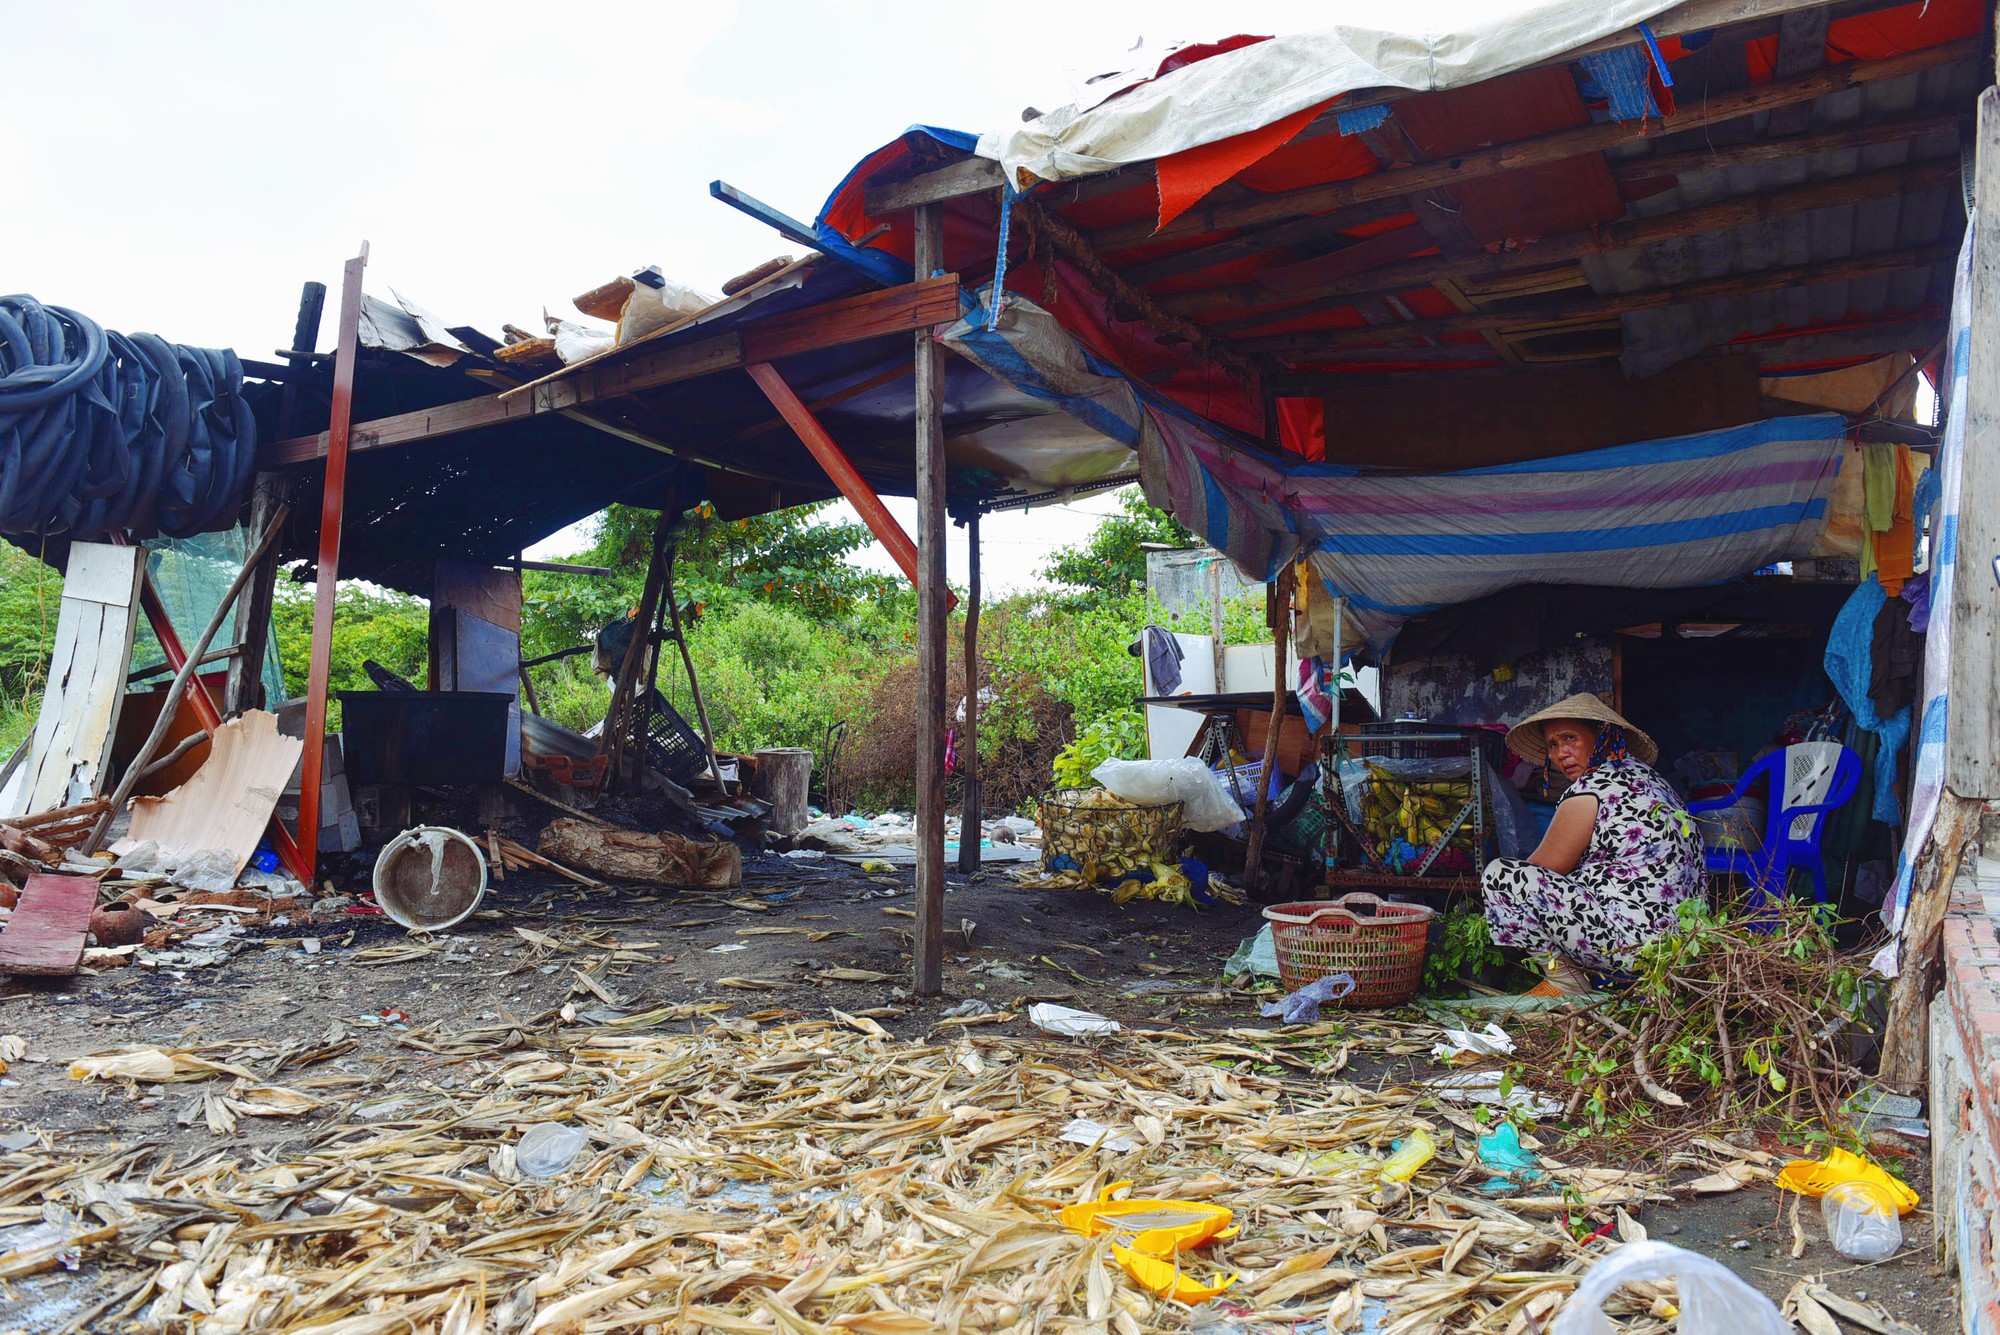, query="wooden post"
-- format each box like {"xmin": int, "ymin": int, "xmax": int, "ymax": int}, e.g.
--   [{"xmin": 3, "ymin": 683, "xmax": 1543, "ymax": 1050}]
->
[
  {"xmin": 1946, "ymin": 84, "xmax": 2000, "ymax": 802},
  {"xmin": 603, "ymin": 512, "xmax": 671, "ymax": 787},
  {"xmin": 913, "ymin": 203, "xmax": 949, "ymax": 996},
  {"xmin": 958, "ymin": 509, "xmax": 982, "ymax": 874},
  {"xmin": 1207, "ymin": 556, "xmax": 1228, "ymax": 690},
  {"xmin": 1243, "ymin": 564, "xmax": 1297, "ymax": 895},
  {"xmin": 229, "ymin": 280, "xmax": 323, "ymax": 716},
  {"xmin": 754, "ymin": 748, "xmax": 813, "ymax": 836},
  {"xmin": 298, "ymin": 245, "xmax": 368, "ymax": 883},
  {"xmin": 662, "ymin": 546, "xmax": 722, "ymax": 786},
  {"xmin": 225, "ymin": 473, "xmax": 288, "ymax": 715},
  {"xmin": 1879, "ymin": 792, "xmax": 1978, "ymax": 1091}
]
